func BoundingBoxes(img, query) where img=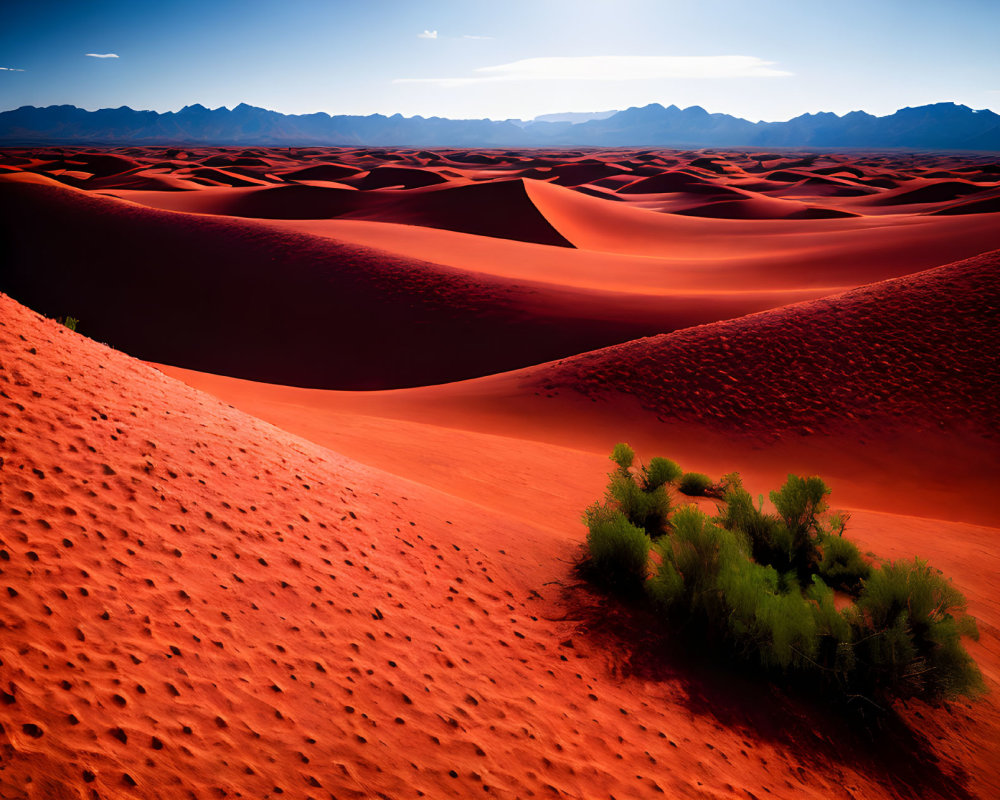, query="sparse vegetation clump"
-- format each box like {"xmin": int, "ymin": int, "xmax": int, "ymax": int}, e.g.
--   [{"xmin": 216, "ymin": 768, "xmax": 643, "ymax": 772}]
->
[
  {"xmin": 582, "ymin": 505, "xmax": 651, "ymax": 592},
  {"xmin": 678, "ymin": 471, "xmax": 713, "ymax": 496},
  {"xmin": 598, "ymin": 443, "xmax": 673, "ymax": 538},
  {"xmin": 818, "ymin": 532, "xmax": 871, "ymax": 593},
  {"xmin": 581, "ymin": 444, "xmax": 985, "ymax": 713}
]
